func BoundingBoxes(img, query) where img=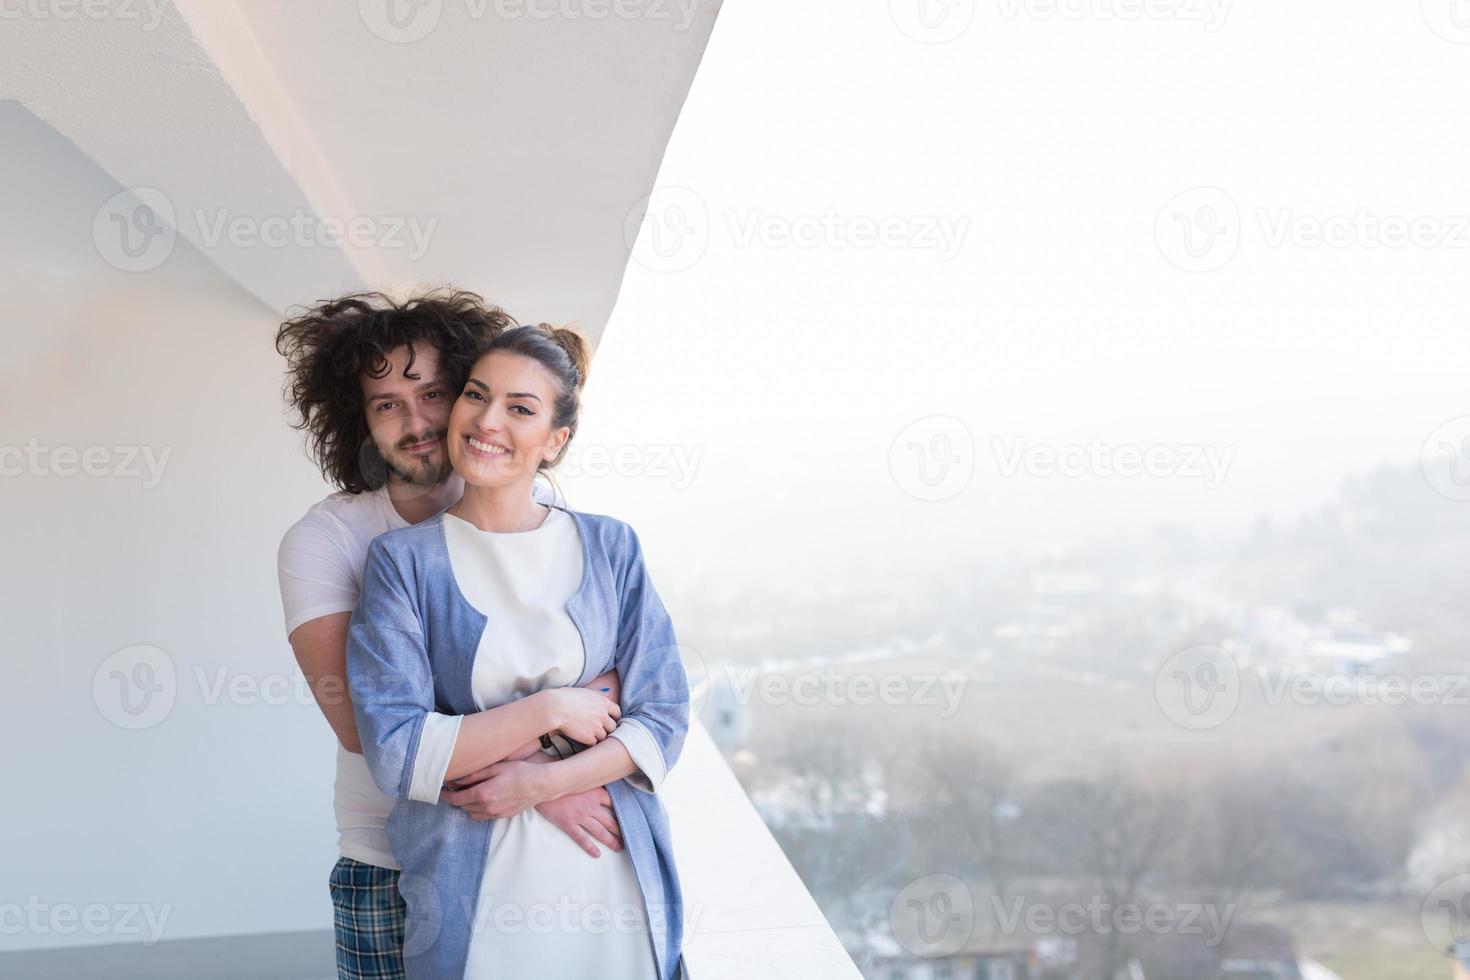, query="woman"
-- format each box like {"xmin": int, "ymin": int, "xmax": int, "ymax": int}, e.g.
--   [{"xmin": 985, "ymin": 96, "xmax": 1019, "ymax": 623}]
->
[{"xmin": 346, "ymin": 323, "xmax": 689, "ymax": 980}]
